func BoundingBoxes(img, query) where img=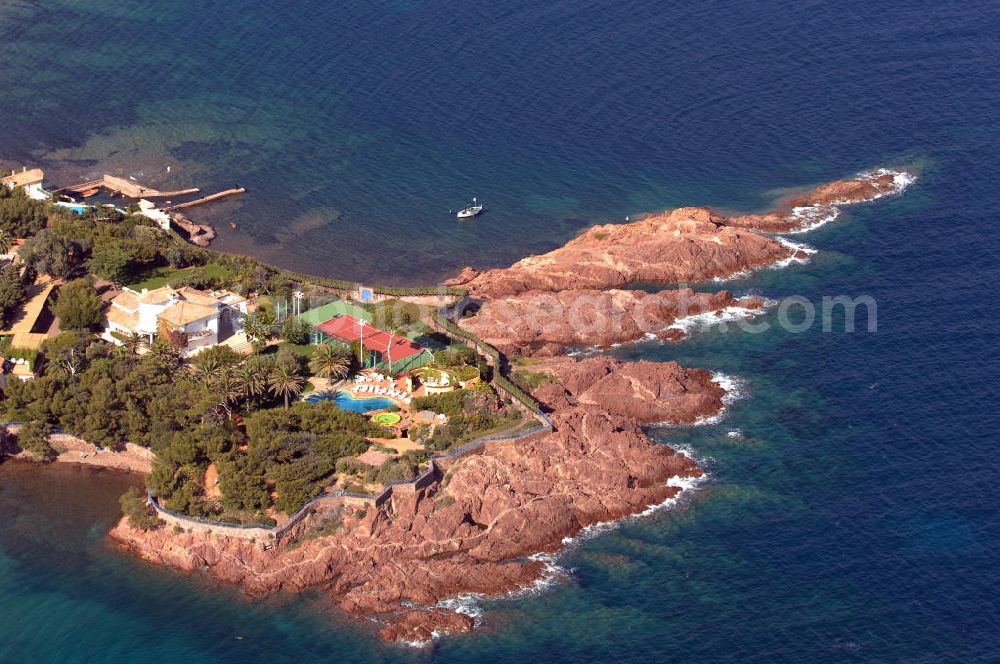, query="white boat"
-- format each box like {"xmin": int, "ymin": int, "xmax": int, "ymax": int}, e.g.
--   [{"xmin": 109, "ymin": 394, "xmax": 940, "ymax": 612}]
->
[{"xmin": 456, "ymin": 197, "xmax": 483, "ymax": 219}]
